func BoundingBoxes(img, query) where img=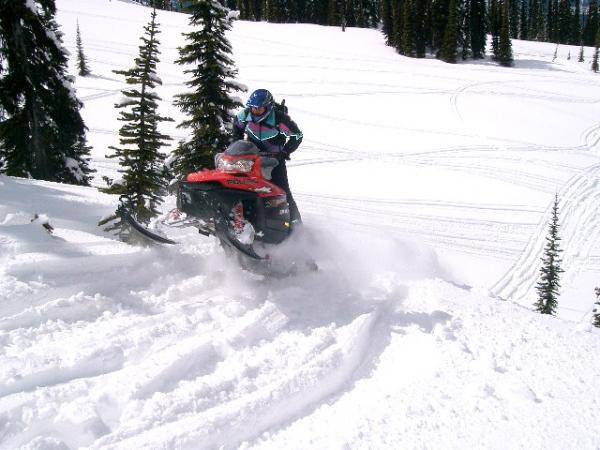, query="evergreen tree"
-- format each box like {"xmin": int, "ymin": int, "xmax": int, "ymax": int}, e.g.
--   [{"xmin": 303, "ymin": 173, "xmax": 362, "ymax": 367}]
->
[
  {"xmin": 529, "ymin": 0, "xmax": 545, "ymax": 40},
  {"xmin": 0, "ymin": 0, "xmax": 93, "ymax": 184},
  {"xmin": 593, "ymin": 287, "xmax": 600, "ymax": 328},
  {"xmin": 519, "ymin": 0, "xmax": 528, "ymax": 40},
  {"xmin": 439, "ymin": 0, "xmax": 459, "ymax": 62},
  {"xmin": 497, "ymin": 0, "xmax": 514, "ymax": 65},
  {"xmin": 509, "ymin": 0, "xmax": 520, "ymax": 38},
  {"xmin": 547, "ymin": 0, "xmax": 559, "ymax": 42},
  {"xmin": 340, "ymin": 0, "xmax": 348, "ymax": 30},
  {"xmin": 402, "ymin": 0, "xmax": 415, "ymax": 55},
  {"xmin": 328, "ymin": 0, "xmax": 340, "ymax": 25},
  {"xmin": 391, "ymin": 0, "xmax": 404, "ymax": 50},
  {"xmin": 252, "ymin": 0, "xmax": 263, "ymax": 21},
  {"xmin": 266, "ymin": 0, "xmax": 282, "ymax": 21},
  {"xmin": 381, "ymin": 0, "xmax": 394, "ymax": 44},
  {"xmin": 75, "ymin": 21, "xmax": 91, "ymax": 77},
  {"xmin": 558, "ymin": 0, "xmax": 572, "ymax": 44},
  {"xmin": 103, "ymin": 9, "xmax": 173, "ymax": 227},
  {"xmin": 572, "ymin": 0, "xmax": 581, "ymax": 44},
  {"xmin": 579, "ymin": 44, "xmax": 585, "ymax": 61},
  {"xmin": 431, "ymin": 0, "xmax": 450, "ymax": 54},
  {"xmin": 592, "ymin": 41, "xmax": 599, "ymax": 72},
  {"xmin": 470, "ymin": 0, "xmax": 486, "ymax": 58},
  {"xmin": 356, "ymin": 0, "xmax": 366, "ymax": 27},
  {"xmin": 172, "ymin": 0, "xmax": 245, "ymax": 177},
  {"xmin": 534, "ymin": 194, "xmax": 564, "ymax": 315},
  {"xmin": 584, "ymin": 0, "xmax": 599, "ymax": 46},
  {"xmin": 459, "ymin": 0, "xmax": 472, "ymax": 59},
  {"xmin": 490, "ymin": 0, "xmax": 501, "ymax": 58},
  {"xmin": 414, "ymin": 0, "xmax": 428, "ymax": 56},
  {"xmin": 237, "ymin": 0, "xmax": 249, "ymax": 19}
]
